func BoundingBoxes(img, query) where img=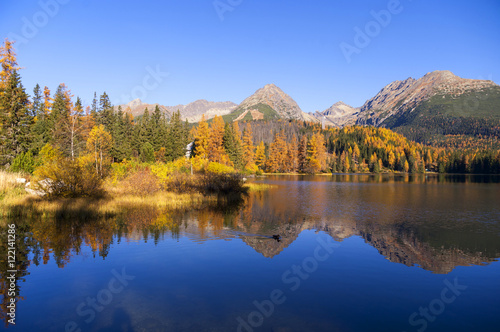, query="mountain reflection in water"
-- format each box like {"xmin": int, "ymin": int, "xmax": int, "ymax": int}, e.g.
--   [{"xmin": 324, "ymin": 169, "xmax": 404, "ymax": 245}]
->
[{"xmin": 0, "ymin": 174, "xmax": 499, "ymax": 331}]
